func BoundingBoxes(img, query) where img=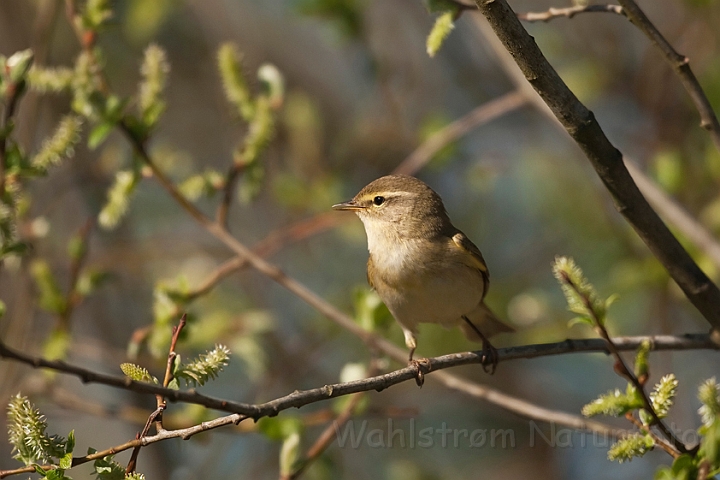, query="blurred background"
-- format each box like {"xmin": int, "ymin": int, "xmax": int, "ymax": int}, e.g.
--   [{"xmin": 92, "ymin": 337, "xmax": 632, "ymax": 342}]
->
[{"xmin": 1, "ymin": 0, "xmax": 720, "ymax": 478}]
